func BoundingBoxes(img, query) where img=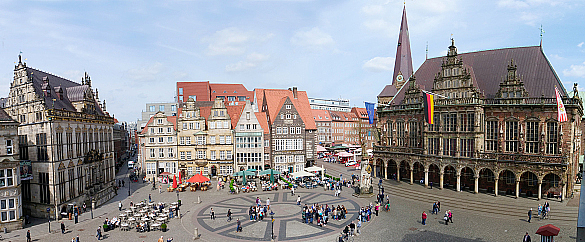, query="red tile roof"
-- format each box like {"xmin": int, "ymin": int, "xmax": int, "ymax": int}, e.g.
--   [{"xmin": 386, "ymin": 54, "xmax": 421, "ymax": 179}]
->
[
  {"xmin": 312, "ymin": 109, "xmax": 331, "ymax": 121},
  {"xmin": 255, "ymin": 112, "xmax": 270, "ymax": 134},
  {"xmin": 140, "ymin": 115, "xmax": 155, "ymax": 134},
  {"xmin": 166, "ymin": 116, "xmax": 177, "ymax": 130},
  {"xmin": 226, "ymin": 105, "xmax": 245, "ymax": 129},
  {"xmin": 391, "ymin": 45, "xmax": 566, "ymax": 105},
  {"xmin": 255, "ymin": 88, "xmax": 264, "ymax": 108},
  {"xmin": 262, "ymin": 89, "xmax": 316, "ymax": 129},
  {"xmin": 199, "ymin": 106, "xmax": 212, "ymax": 123},
  {"xmin": 177, "ymin": 81, "xmax": 253, "ymax": 103}
]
